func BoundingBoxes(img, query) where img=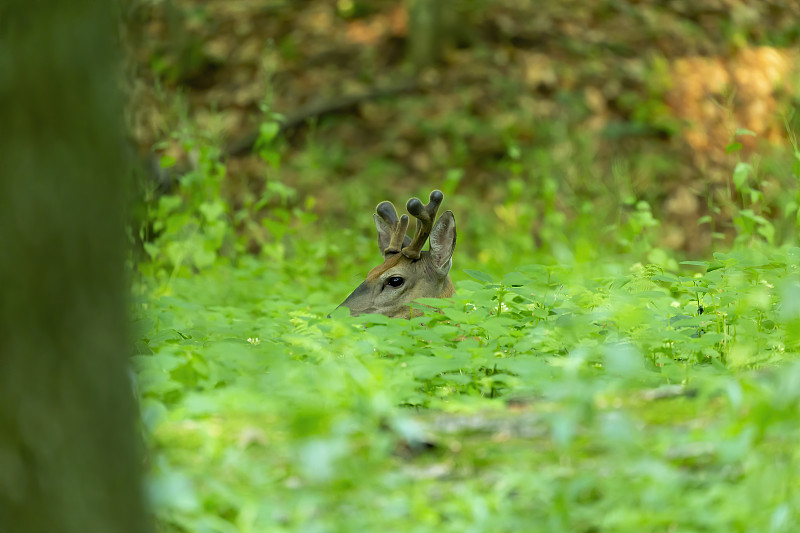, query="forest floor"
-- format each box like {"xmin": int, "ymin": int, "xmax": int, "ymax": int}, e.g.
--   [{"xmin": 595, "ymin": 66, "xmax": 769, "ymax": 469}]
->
[{"xmin": 126, "ymin": 0, "xmax": 800, "ymax": 257}]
